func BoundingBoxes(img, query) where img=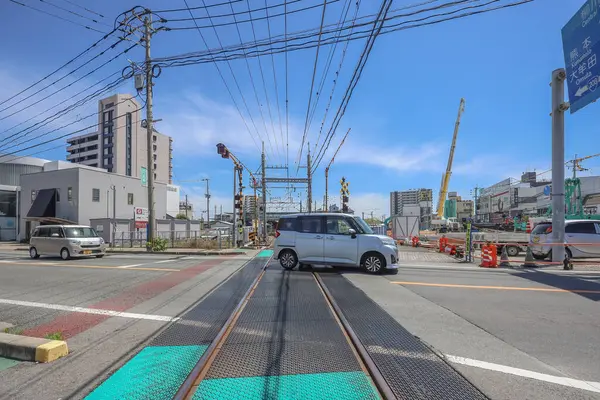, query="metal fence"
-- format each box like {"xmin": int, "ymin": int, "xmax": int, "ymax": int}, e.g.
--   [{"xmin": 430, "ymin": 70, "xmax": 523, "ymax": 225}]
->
[{"xmin": 112, "ymin": 226, "xmax": 253, "ymax": 250}]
